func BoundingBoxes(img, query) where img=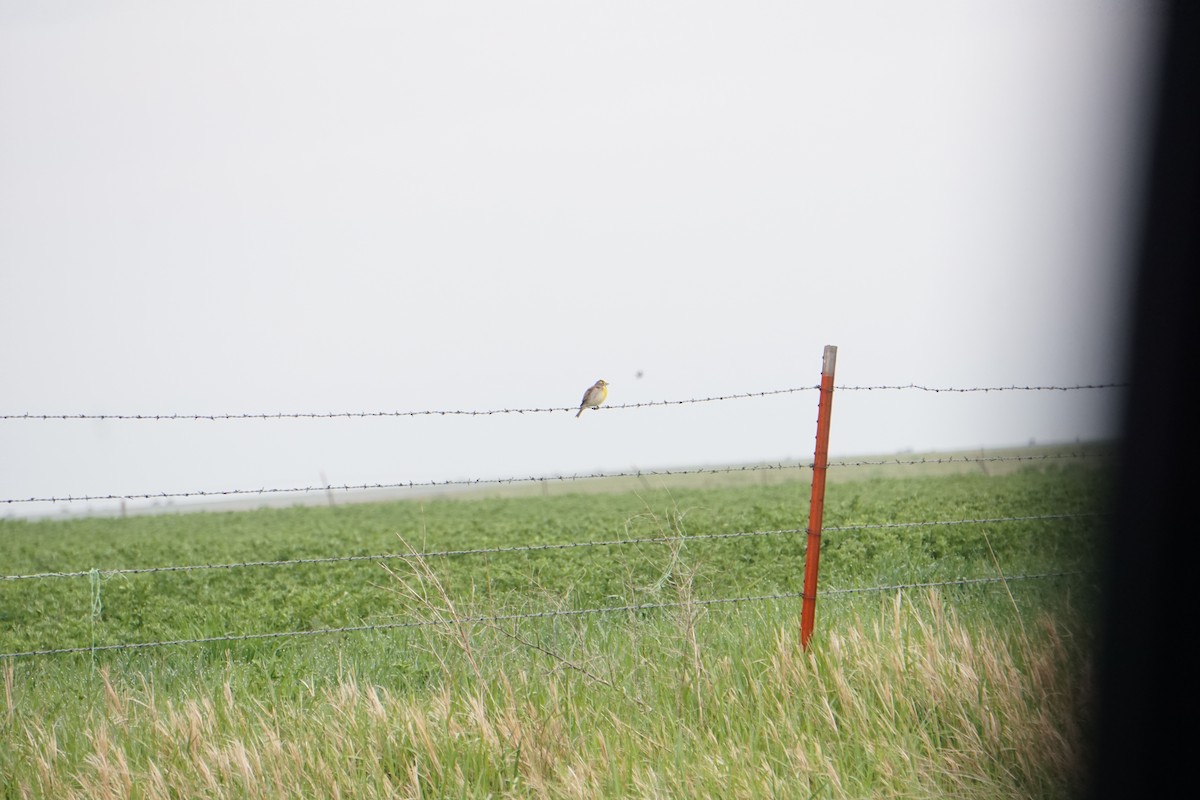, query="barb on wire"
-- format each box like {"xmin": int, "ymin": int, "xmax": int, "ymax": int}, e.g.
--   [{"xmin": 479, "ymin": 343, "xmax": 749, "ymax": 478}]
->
[
  {"xmin": 0, "ymin": 387, "xmax": 814, "ymax": 421},
  {"xmin": 0, "ymin": 570, "xmax": 1080, "ymax": 660},
  {"xmin": 1, "ymin": 513, "xmax": 1098, "ymax": 582}
]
